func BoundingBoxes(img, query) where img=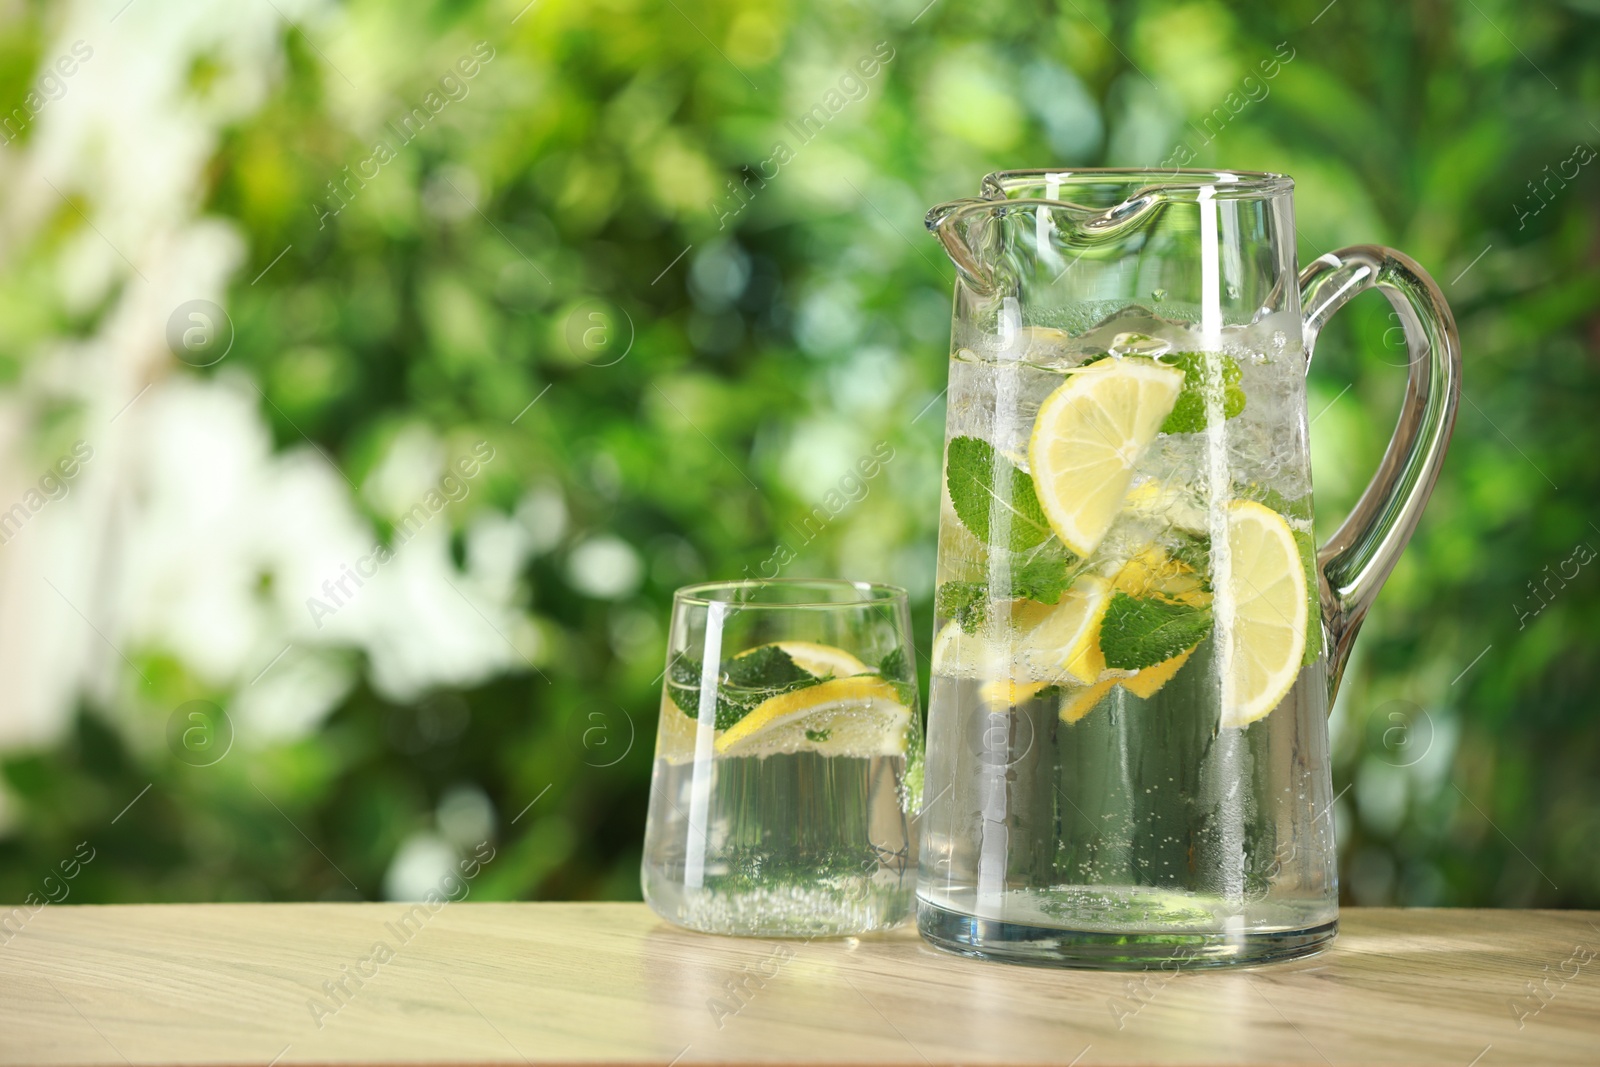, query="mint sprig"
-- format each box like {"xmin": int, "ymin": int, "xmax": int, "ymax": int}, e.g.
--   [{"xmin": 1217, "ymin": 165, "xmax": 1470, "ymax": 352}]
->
[
  {"xmin": 1099, "ymin": 592, "xmax": 1213, "ymax": 670},
  {"xmin": 946, "ymin": 436, "xmax": 1052, "ymax": 551}
]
